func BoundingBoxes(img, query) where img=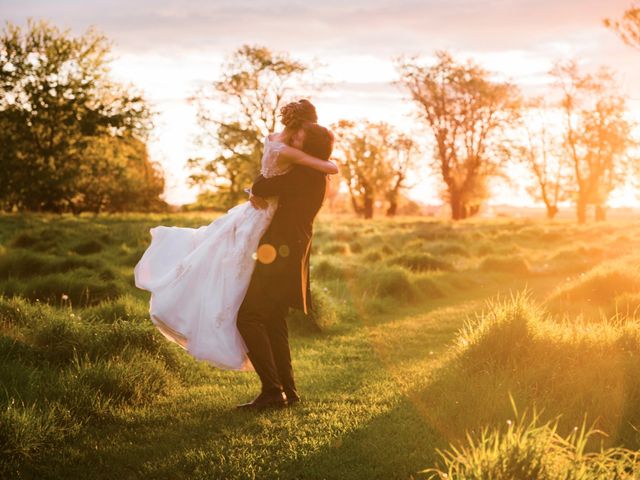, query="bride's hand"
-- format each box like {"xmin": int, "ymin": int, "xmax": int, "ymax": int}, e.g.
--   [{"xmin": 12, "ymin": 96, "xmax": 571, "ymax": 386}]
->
[{"xmin": 249, "ymin": 194, "xmax": 268, "ymax": 210}]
